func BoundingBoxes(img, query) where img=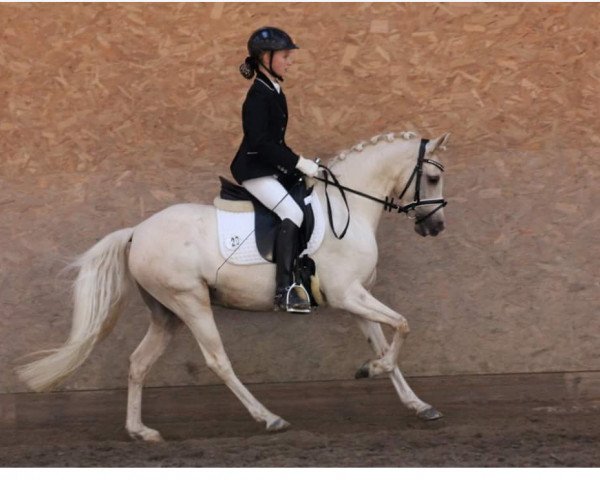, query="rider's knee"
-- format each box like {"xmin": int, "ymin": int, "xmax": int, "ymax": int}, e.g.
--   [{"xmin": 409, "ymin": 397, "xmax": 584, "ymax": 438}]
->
[
  {"xmin": 282, "ymin": 206, "xmax": 303, "ymax": 228},
  {"xmin": 289, "ymin": 210, "xmax": 303, "ymax": 228}
]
